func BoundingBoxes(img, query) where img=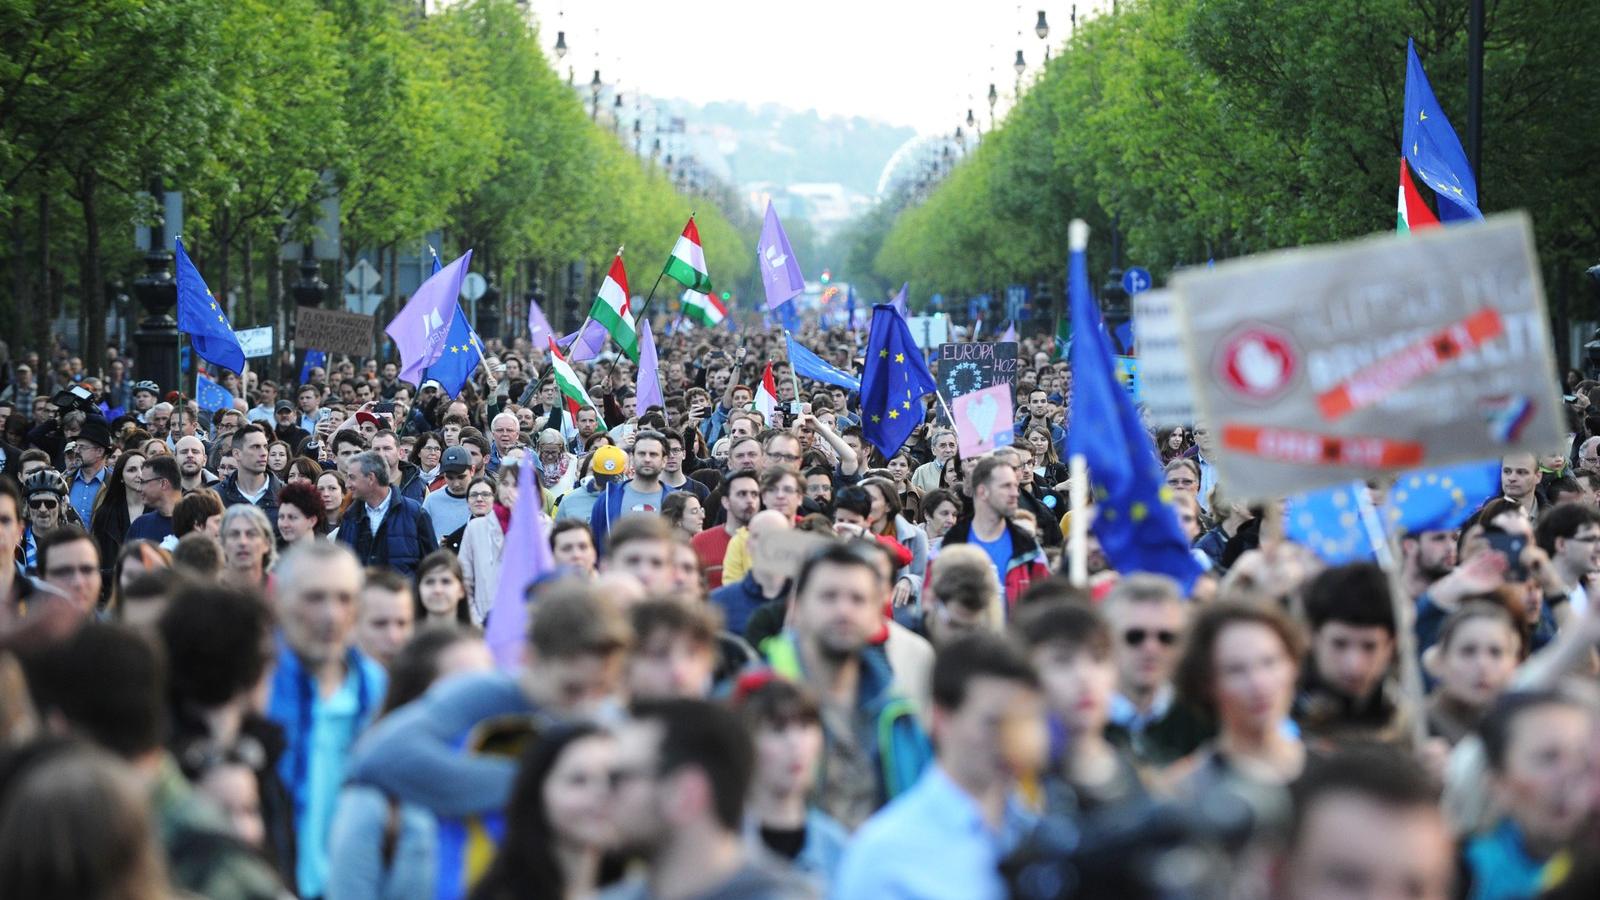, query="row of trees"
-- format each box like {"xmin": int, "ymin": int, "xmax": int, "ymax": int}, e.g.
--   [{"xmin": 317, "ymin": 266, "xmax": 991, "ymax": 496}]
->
[
  {"xmin": 0, "ymin": 0, "xmax": 754, "ymax": 370},
  {"xmin": 856, "ymin": 0, "xmax": 1599, "ymax": 340}
]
